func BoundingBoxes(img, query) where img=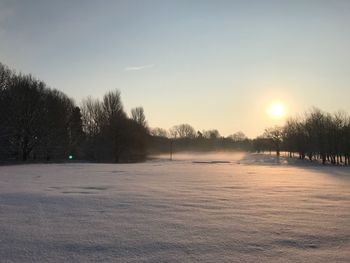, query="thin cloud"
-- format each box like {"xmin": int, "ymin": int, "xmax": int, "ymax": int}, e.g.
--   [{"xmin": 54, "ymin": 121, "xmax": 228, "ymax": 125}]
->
[{"xmin": 125, "ymin": 64, "xmax": 155, "ymax": 71}]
